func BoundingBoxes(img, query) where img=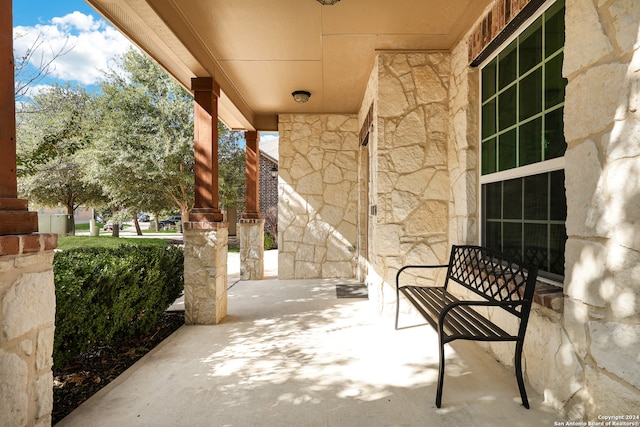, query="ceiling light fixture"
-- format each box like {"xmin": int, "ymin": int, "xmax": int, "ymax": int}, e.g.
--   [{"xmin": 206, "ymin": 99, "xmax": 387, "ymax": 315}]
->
[
  {"xmin": 292, "ymin": 90, "xmax": 311, "ymax": 103},
  {"xmin": 316, "ymin": 0, "xmax": 341, "ymax": 4}
]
